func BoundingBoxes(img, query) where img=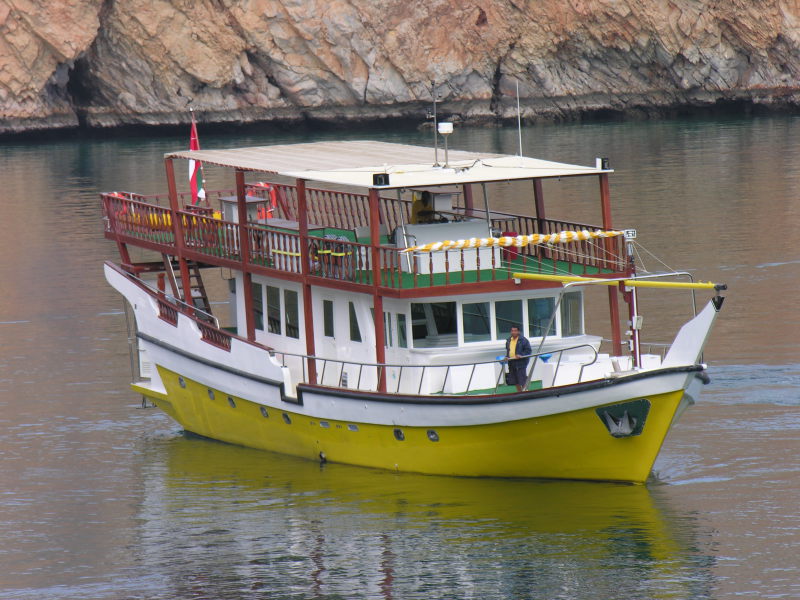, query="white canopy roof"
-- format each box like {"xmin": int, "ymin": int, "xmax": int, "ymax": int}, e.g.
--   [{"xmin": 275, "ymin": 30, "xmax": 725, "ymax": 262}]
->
[{"xmin": 166, "ymin": 140, "xmax": 610, "ymax": 189}]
